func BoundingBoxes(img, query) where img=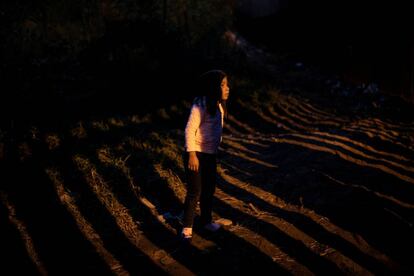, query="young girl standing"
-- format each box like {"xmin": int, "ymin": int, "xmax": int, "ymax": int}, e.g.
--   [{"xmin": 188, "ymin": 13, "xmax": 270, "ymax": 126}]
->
[{"xmin": 181, "ymin": 70, "xmax": 230, "ymax": 241}]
